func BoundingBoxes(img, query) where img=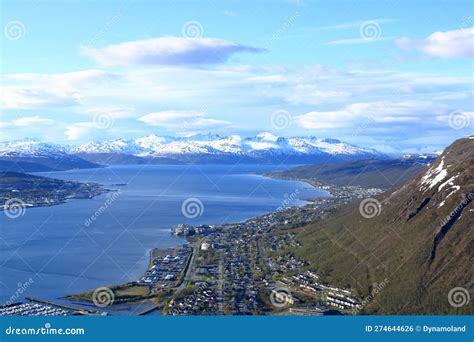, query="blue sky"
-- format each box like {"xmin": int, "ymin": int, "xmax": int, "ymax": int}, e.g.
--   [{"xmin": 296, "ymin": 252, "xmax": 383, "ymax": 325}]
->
[{"xmin": 1, "ymin": 0, "xmax": 473, "ymax": 153}]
